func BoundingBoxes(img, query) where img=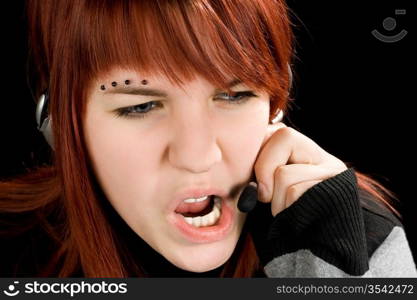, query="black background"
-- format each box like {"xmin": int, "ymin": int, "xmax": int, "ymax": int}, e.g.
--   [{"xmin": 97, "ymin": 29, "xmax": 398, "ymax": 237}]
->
[{"xmin": 1, "ymin": 1, "xmax": 415, "ymax": 263}]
